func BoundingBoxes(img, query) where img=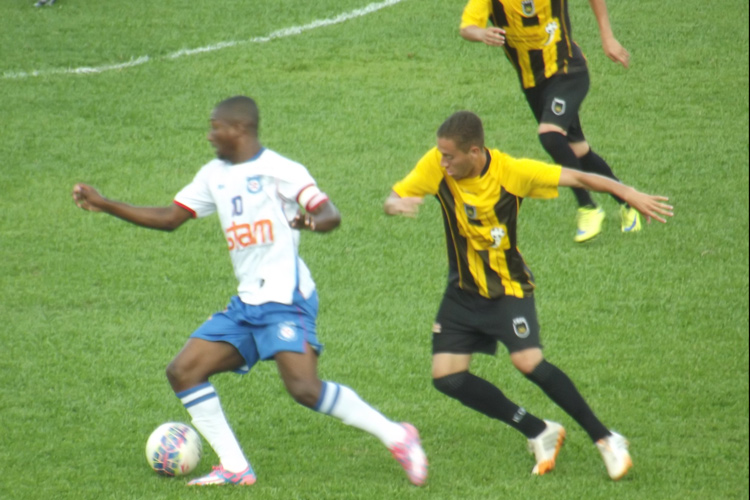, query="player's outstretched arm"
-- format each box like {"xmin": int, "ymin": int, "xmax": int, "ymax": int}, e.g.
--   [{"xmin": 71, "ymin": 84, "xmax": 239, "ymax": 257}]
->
[
  {"xmin": 558, "ymin": 169, "xmax": 673, "ymax": 223},
  {"xmin": 383, "ymin": 191, "xmax": 424, "ymax": 218},
  {"xmin": 589, "ymin": 0, "xmax": 630, "ymax": 68},
  {"xmin": 290, "ymin": 200, "xmax": 341, "ymax": 233},
  {"xmin": 460, "ymin": 25, "xmax": 506, "ymax": 47},
  {"xmin": 72, "ymin": 183, "xmax": 192, "ymax": 231}
]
